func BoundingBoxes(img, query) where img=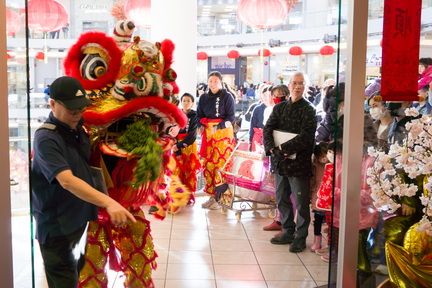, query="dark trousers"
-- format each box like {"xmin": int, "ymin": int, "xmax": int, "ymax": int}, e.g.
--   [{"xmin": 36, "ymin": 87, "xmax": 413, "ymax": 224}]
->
[
  {"xmin": 275, "ymin": 174, "xmax": 311, "ymax": 238},
  {"xmin": 313, "ymin": 212, "xmax": 325, "ymax": 236},
  {"xmin": 39, "ymin": 224, "xmax": 88, "ymax": 288}
]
